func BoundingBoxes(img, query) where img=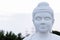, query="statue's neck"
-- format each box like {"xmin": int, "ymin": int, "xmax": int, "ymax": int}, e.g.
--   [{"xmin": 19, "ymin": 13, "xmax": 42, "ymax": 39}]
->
[{"xmin": 36, "ymin": 32, "xmax": 50, "ymax": 38}]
